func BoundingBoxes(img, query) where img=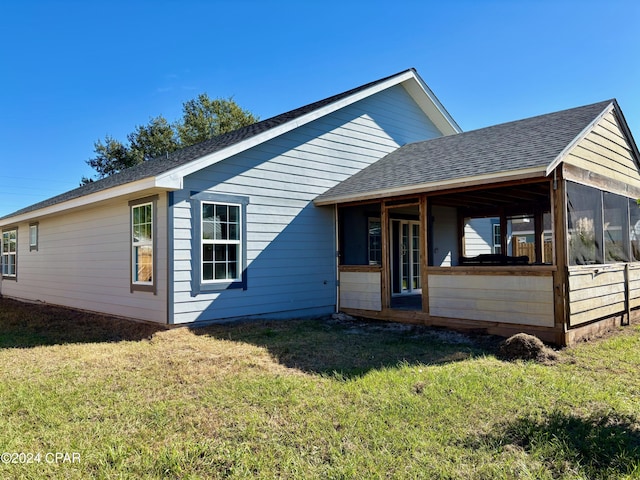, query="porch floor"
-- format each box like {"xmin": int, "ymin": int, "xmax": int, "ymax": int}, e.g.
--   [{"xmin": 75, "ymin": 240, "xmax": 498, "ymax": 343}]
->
[{"xmin": 391, "ymin": 294, "xmax": 422, "ymax": 311}]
